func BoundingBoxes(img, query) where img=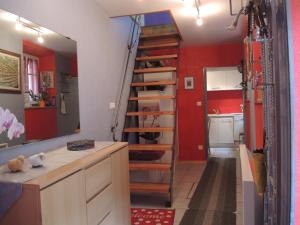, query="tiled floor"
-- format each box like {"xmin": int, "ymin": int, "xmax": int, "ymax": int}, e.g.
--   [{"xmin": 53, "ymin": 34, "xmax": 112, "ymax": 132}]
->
[{"xmin": 131, "ymin": 147, "xmax": 243, "ymax": 225}]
